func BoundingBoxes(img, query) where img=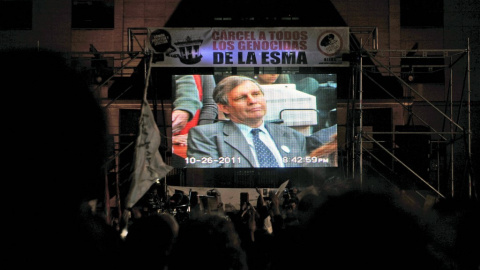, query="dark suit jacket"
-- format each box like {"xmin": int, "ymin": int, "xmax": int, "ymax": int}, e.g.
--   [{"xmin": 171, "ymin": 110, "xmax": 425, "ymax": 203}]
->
[
  {"xmin": 306, "ymin": 124, "xmax": 337, "ymax": 151},
  {"xmin": 186, "ymin": 120, "xmax": 308, "ymax": 168}
]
